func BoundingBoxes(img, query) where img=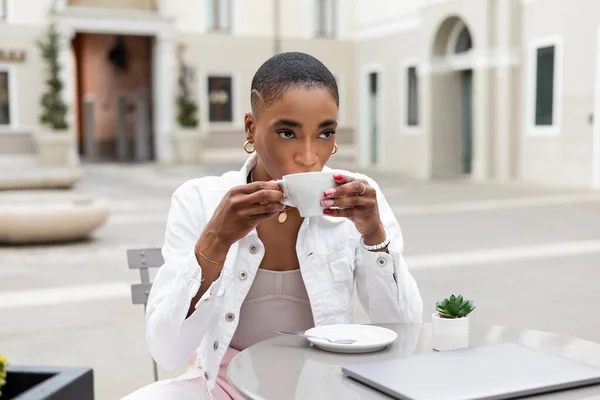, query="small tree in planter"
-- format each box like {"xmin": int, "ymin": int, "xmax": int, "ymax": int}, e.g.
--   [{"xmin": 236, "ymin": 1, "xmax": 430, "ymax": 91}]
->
[
  {"xmin": 172, "ymin": 42, "xmax": 202, "ymax": 164},
  {"xmin": 34, "ymin": 23, "xmax": 74, "ymax": 166},
  {"xmin": 176, "ymin": 58, "xmax": 199, "ymax": 130},
  {"xmin": 432, "ymin": 294, "xmax": 475, "ymax": 351},
  {"xmin": 38, "ymin": 23, "xmax": 69, "ymax": 131}
]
